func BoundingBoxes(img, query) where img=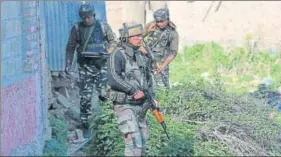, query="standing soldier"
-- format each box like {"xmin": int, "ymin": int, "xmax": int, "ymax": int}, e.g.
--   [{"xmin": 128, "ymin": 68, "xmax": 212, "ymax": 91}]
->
[
  {"xmin": 107, "ymin": 22, "xmax": 155, "ymax": 156},
  {"xmin": 143, "ymin": 8, "xmax": 179, "ymax": 88},
  {"xmin": 65, "ymin": 4, "xmax": 117, "ymax": 138}
]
